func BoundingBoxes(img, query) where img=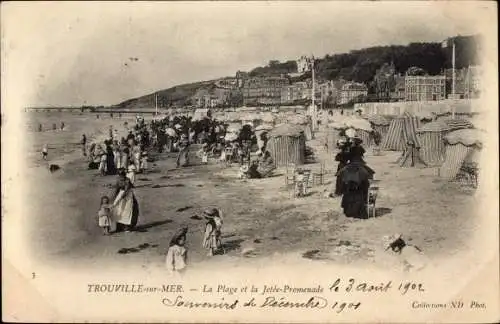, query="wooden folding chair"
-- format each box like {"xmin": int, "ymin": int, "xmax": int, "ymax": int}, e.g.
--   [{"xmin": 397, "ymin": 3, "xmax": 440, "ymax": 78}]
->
[
  {"xmin": 285, "ymin": 163, "xmax": 296, "ymax": 185},
  {"xmin": 312, "ymin": 163, "xmax": 324, "ymax": 186},
  {"xmin": 224, "ymin": 147, "xmax": 234, "ymax": 167}
]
